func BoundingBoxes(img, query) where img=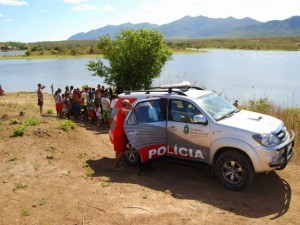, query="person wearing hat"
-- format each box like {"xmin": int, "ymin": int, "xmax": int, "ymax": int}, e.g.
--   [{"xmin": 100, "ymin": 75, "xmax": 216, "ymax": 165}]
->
[{"xmin": 113, "ymin": 99, "xmax": 133, "ymax": 170}]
